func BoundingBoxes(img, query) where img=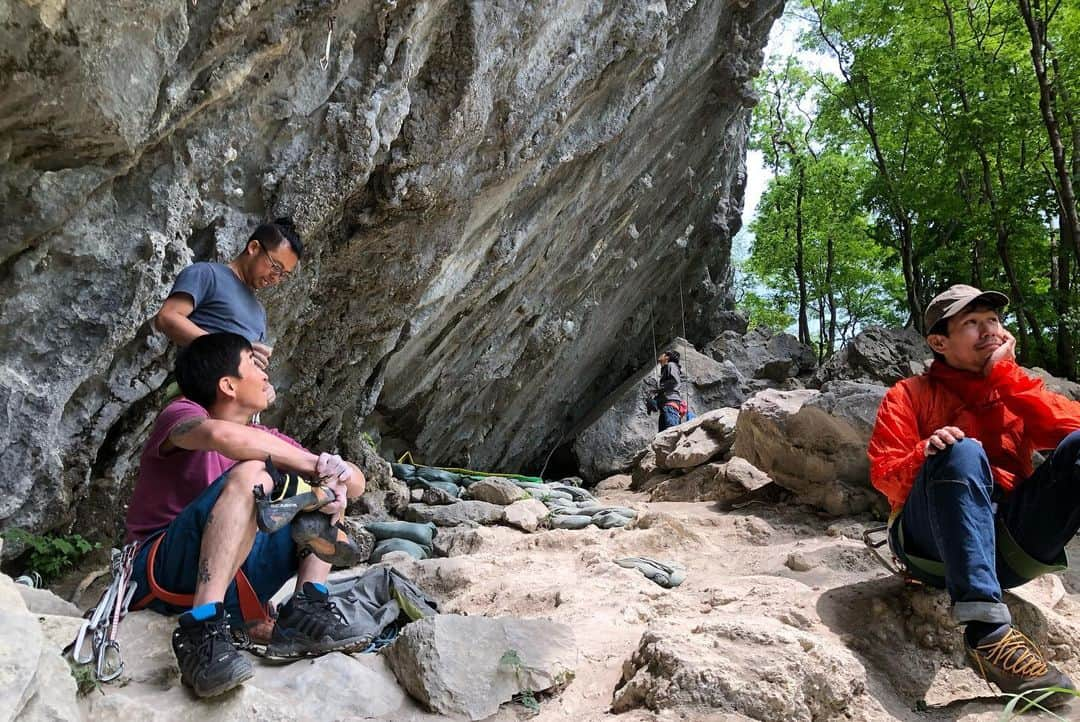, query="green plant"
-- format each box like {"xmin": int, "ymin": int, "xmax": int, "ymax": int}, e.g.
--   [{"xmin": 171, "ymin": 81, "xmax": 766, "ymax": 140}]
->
[
  {"xmin": 359, "ymin": 431, "xmax": 378, "ymax": 451},
  {"xmin": 67, "ymin": 658, "xmax": 101, "ymax": 697},
  {"xmin": 1000, "ymin": 687, "xmax": 1080, "ymax": 720},
  {"xmin": 500, "ymin": 649, "xmax": 540, "ymax": 714},
  {"xmin": 1, "ymin": 528, "xmax": 100, "ymax": 584}
]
